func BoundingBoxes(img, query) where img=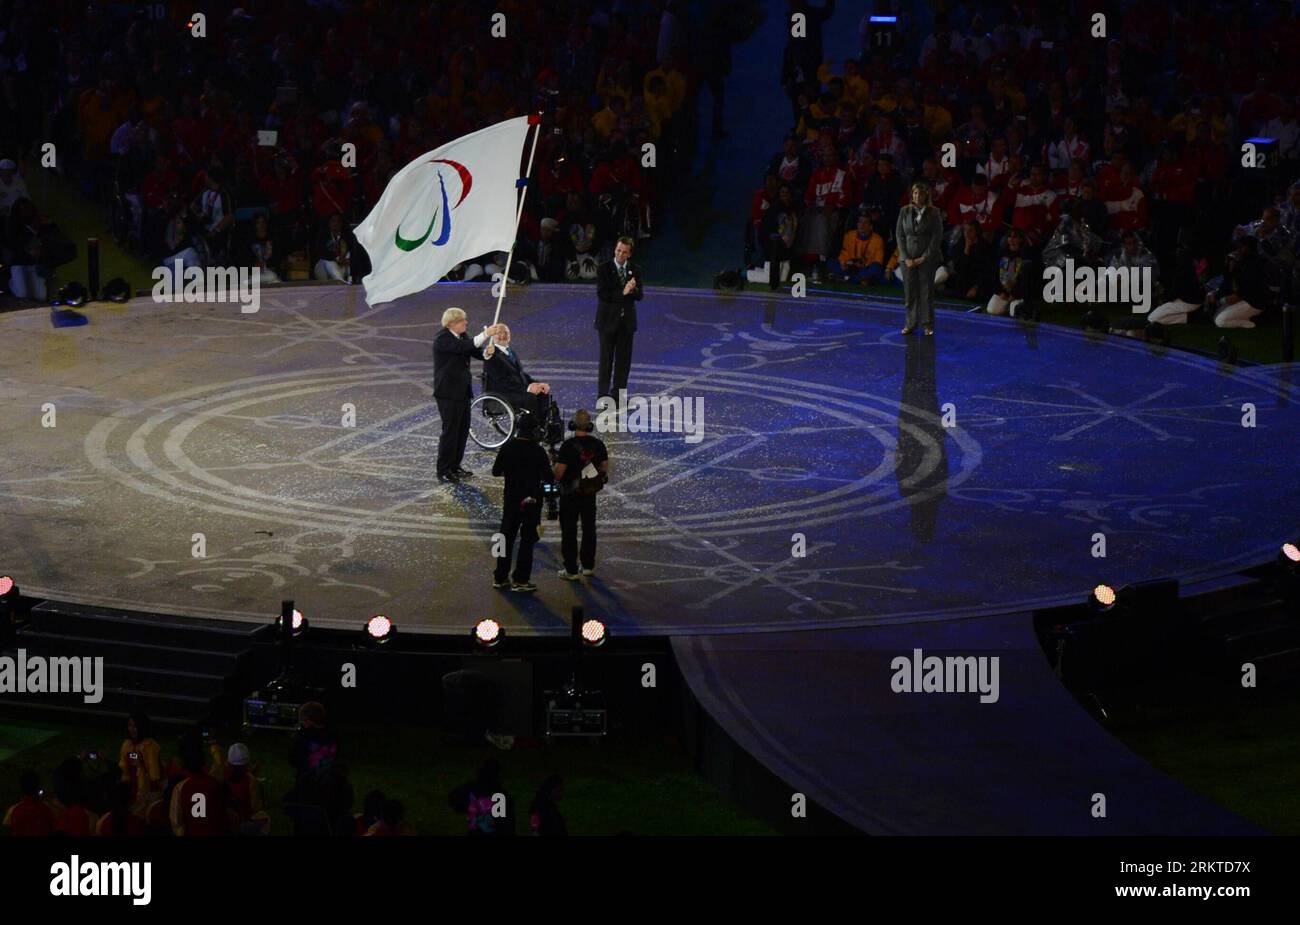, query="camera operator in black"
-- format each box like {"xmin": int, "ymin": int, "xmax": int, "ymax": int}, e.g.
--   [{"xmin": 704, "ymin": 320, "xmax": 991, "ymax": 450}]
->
[
  {"xmin": 552, "ymin": 409, "xmax": 609, "ymax": 580},
  {"xmin": 491, "ymin": 413, "xmax": 555, "ymax": 593}
]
